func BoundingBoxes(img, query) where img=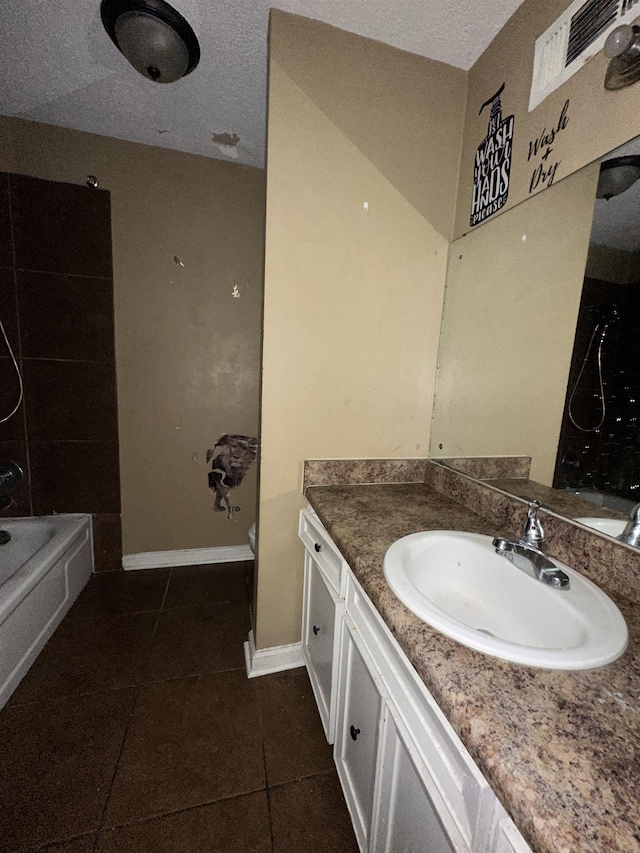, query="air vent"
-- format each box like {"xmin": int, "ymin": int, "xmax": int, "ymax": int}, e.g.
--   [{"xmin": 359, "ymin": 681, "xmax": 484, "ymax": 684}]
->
[
  {"xmin": 566, "ymin": 0, "xmax": 618, "ymax": 65},
  {"xmin": 529, "ymin": 0, "xmax": 640, "ymax": 110}
]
